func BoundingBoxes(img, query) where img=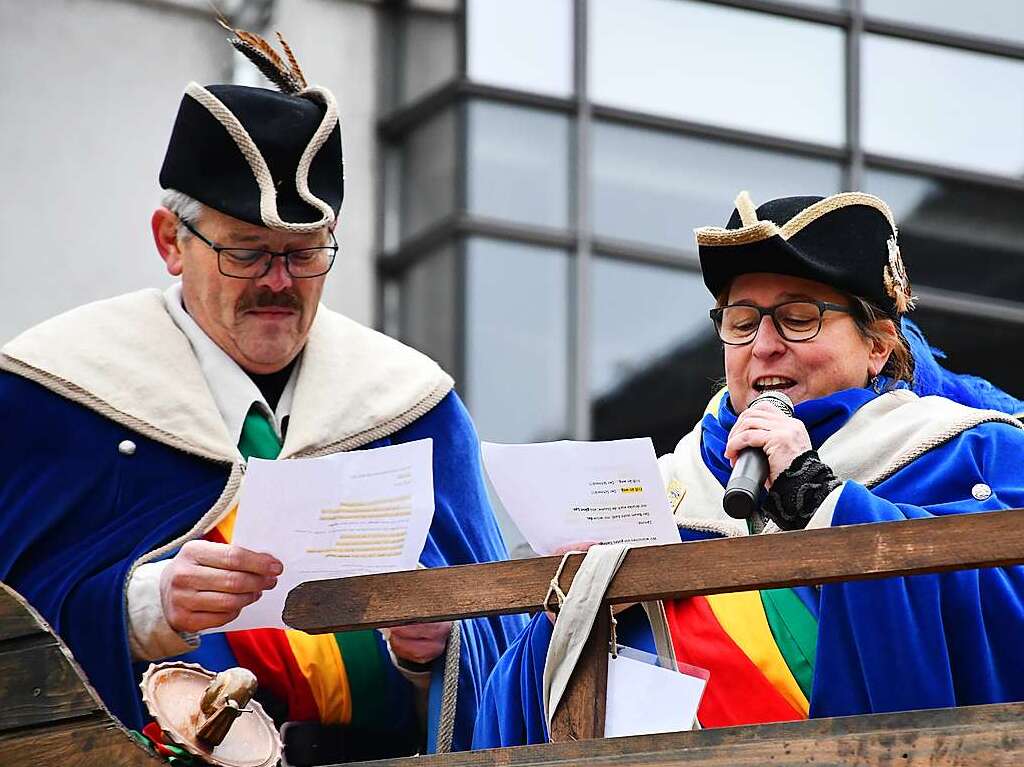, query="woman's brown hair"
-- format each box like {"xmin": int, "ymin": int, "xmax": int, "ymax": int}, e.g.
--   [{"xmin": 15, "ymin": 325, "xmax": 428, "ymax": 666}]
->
[{"xmin": 848, "ymin": 295, "xmax": 914, "ymax": 387}]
